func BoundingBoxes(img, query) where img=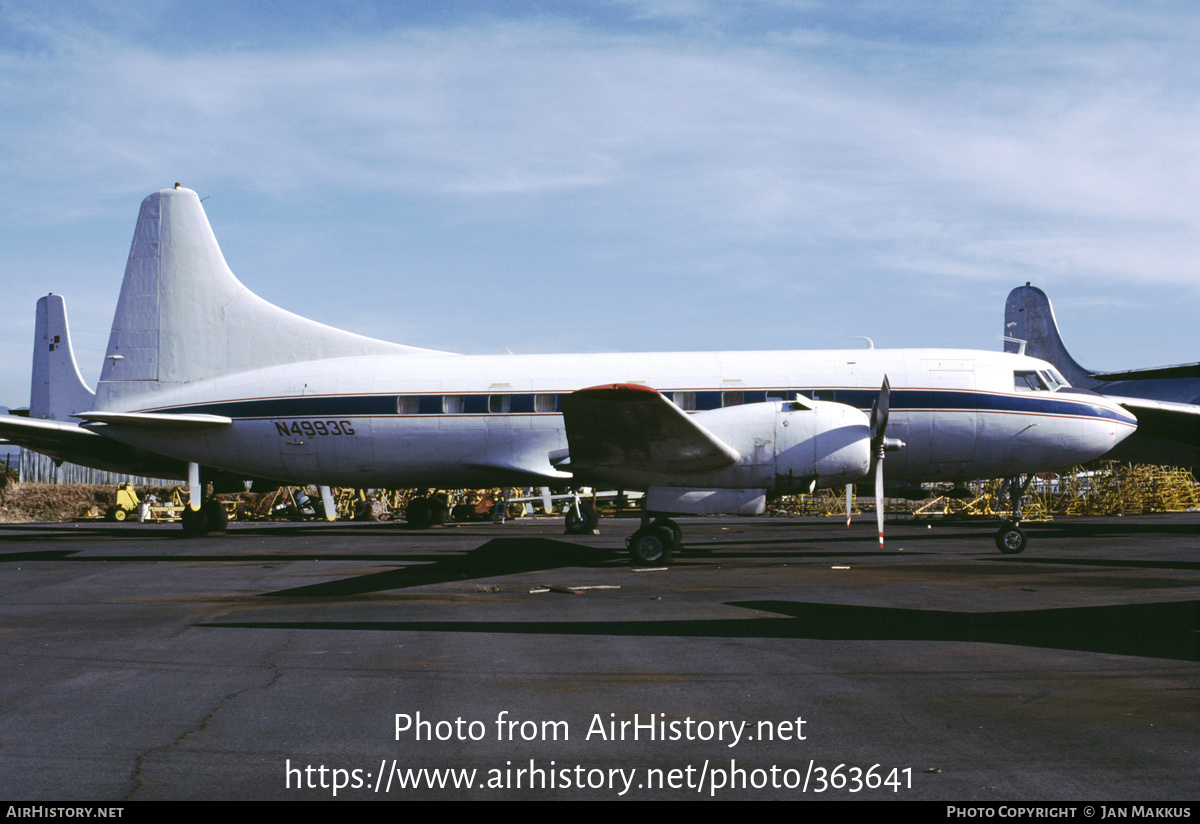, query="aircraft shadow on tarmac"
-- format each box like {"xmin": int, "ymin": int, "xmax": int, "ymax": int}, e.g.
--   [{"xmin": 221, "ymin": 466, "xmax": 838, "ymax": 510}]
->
[
  {"xmin": 202, "ymin": 599, "xmax": 1199, "ymax": 662},
  {"xmin": 3, "ymin": 524, "xmax": 1195, "ymax": 661},
  {"xmin": 0, "ymin": 532, "xmax": 915, "ymax": 583}
]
